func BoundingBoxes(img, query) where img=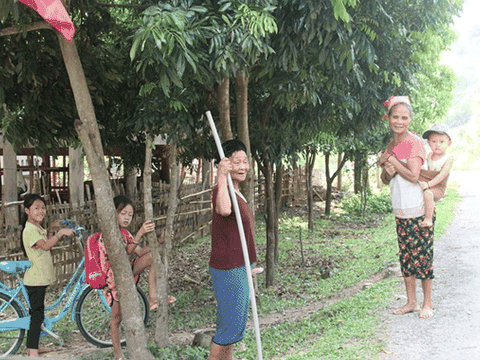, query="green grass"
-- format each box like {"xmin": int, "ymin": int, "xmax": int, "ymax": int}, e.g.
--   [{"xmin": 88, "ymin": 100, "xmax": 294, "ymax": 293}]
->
[
  {"xmin": 251, "ymin": 213, "xmax": 399, "ymax": 314},
  {"xmin": 236, "ymin": 183, "xmax": 461, "ymax": 360},
  {"xmin": 242, "ymin": 279, "xmax": 396, "ymax": 359},
  {"xmin": 52, "ymin": 183, "xmax": 461, "ymax": 360},
  {"xmin": 168, "ymin": 287, "xmax": 216, "ymax": 330}
]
